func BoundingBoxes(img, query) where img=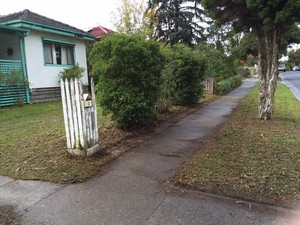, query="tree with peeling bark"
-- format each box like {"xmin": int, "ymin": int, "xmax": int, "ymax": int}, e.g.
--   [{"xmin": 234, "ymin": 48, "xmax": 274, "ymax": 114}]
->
[{"xmin": 202, "ymin": 0, "xmax": 300, "ymax": 120}]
